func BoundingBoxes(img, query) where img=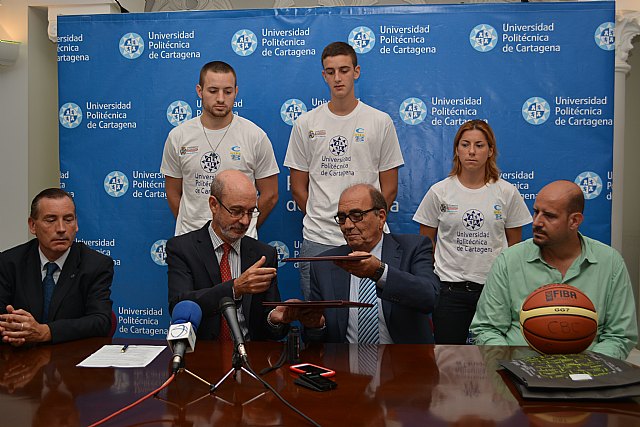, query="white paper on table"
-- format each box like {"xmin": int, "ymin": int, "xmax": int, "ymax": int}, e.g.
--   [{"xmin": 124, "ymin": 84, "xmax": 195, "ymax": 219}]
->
[{"xmin": 77, "ymin": 345, "xmax": 167, "ymax": 368}]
